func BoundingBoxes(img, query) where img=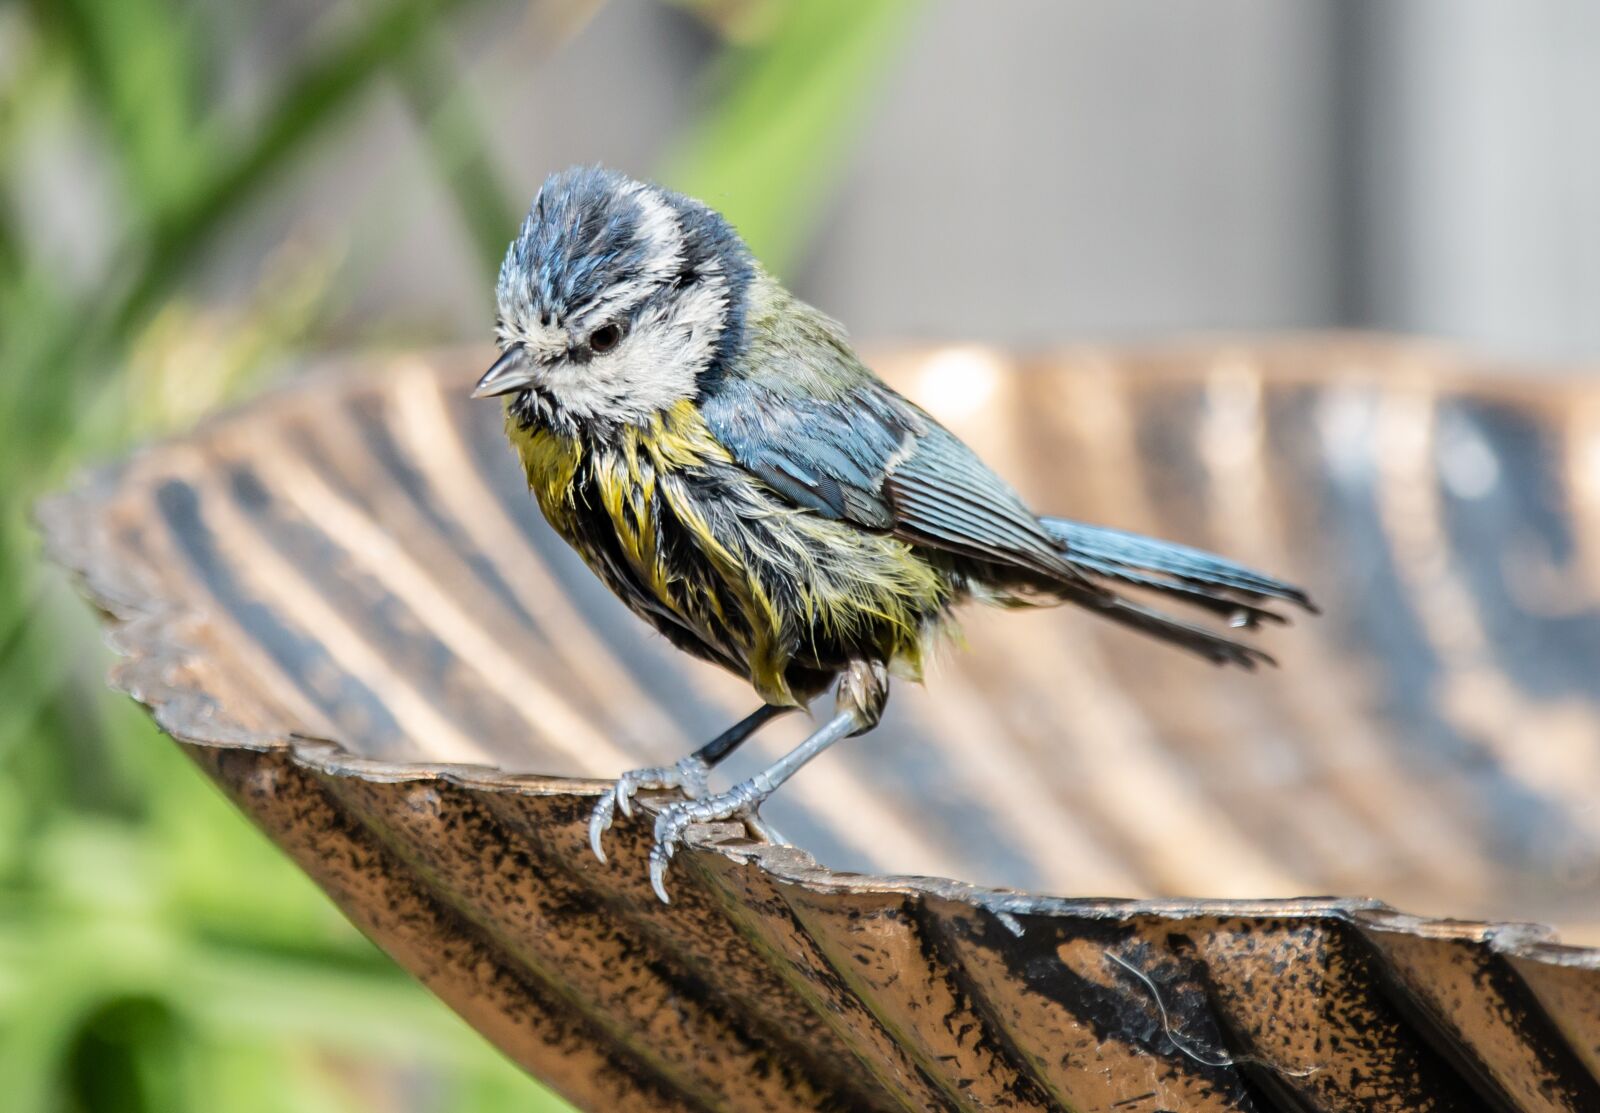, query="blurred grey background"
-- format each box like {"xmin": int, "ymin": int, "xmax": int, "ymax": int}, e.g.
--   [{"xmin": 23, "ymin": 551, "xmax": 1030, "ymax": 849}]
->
[{"xmin": 172, "ymin": 0, "xmax": 1600, "ymax": 358}]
